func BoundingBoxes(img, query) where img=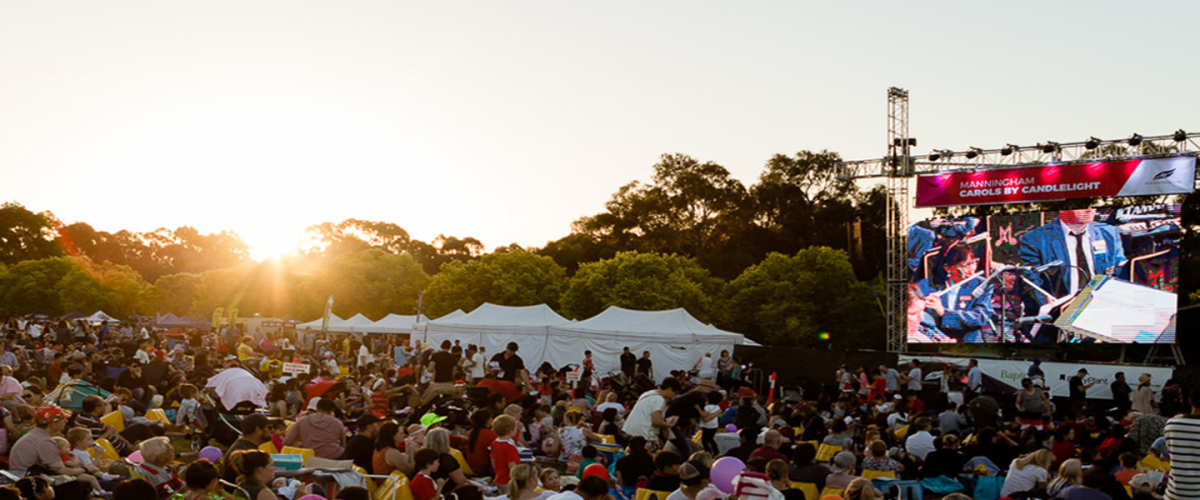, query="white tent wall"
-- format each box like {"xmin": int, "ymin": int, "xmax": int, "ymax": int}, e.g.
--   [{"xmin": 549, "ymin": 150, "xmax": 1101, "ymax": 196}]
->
[
  {"xmin": 296, "ymin": 314, "xmax": 346, "ymax": 332},
  {"xmin": 542, "ymin": 334, "xmax": 730, "ymax": 382},
  {"xmin": 358, "ymin": 314, "xmax": 429, "ymax": 334},
  {"xmin": 330, "ymin": 313, "xmax": 374, "ymax": 333},
  {"xmin": 423, "ymin": 326, "xmax": 551, "ymax": 369}
]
